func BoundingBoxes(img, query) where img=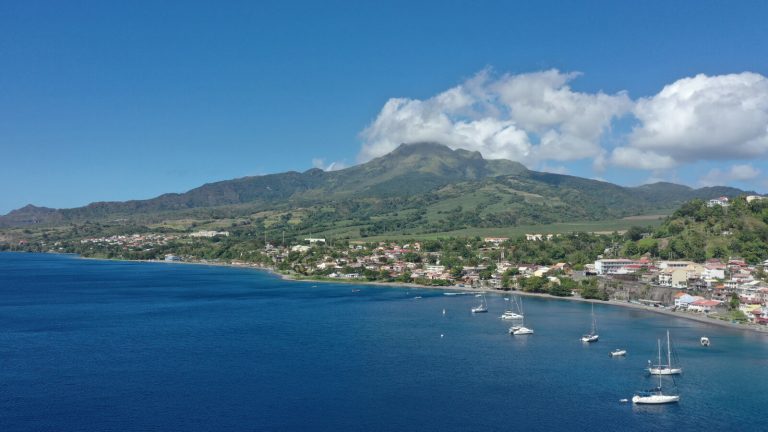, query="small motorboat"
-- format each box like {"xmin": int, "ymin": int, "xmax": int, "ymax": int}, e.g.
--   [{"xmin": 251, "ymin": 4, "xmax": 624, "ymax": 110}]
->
[
  {"xmin": 610, "ymin": 349, "xmax": 627, "ymax": 357},
  {"xmin": 700, "ymin": 336, "xmax": 710, "ymax": 347}
]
